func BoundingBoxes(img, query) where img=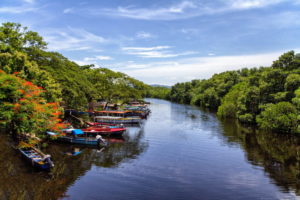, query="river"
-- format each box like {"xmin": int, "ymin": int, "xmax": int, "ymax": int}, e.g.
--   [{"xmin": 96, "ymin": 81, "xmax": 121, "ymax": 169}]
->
[{"xmin": 0, "ymin": 98, "xmax": 299, "ymax": 200}]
